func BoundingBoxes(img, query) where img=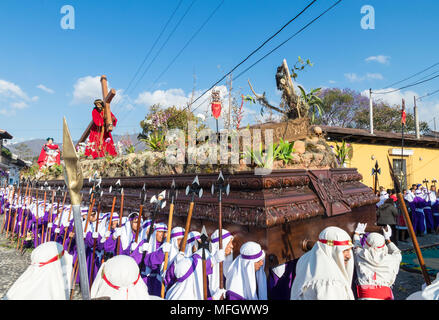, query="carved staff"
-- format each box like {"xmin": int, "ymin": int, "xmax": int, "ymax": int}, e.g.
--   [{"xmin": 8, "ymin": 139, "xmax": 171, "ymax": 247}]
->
[
  {"xmin": 371, "ymin": 161, "xmax": 381, "ymax": 194},
  {"xmin": 40, "ymin": 182, "xmax": 49, "ymax": 246},
  {"xmin": 101, "ymin": 180, "xmax": 121, "ymax": 264},
  {"xmin": 107, "ymin": 179, "xmax": 122, "ymax": 232},
  {"xmin": 179, "ymin": 176, "xmax": 203, "ymax": 253},
  {"xmin": 211, "ymin": 171, "xmax": 230, "ymax": 292},
  {"xmin": 62, "ymin": 205, "xmax": 73, "ymax": 248},
  {"xmin": 17, "ymin": 179, "xmax": 32, "ymax": 249},
  {"xmin": 200, "ymin": 226, "xmax": 210, "ymax": 300},
  {"xmin": 16, "ymin": 178, "xmax": 30, "ymax": 244},
  {"xmin": 7, "ymin": 182, "xmax": 21, "ymax": 238},
  {"xmin": 116, "ymin": 180, "xmax": 125, "ymax": 256},
  {"xmin": 89, "ymin": 186, "xmax": 103, "ymax": 289},
  {"xmin": 44, "ymin": 187, "xmax": 57, "ymax": 243},
  {"xmin": 84, "ymin": 173, "xmax": 100, "ymax": 233},
  {"xmin": 161, "ymin": 179, "xmax": 177, "ymax": 298},
  {"xmin": 33, "ymin": 182, "xmax": 40, "ymax": 248},
  {"xmin": 135, "ymin": 184, "xmax": 147, "ymax": 244},
  {"xmin": 388, "ymin": 156, "xmax": 431, "ymax": 285},
  {"xmin": 19, "ymin": 180, "xmax": 36, "ymax": 251},
  {"xmin": 45, "ymin": 187, "xmax": 60, "ymax": 242},
  {"xmin": 63, "ymin": 116, "xmax": 91, "ymax": 300},
  {"xmin": 10, "ymin": 180, "xmax": 25, "ymax": 239},
  {"xmin": 53, "ymin": 185, "xmax": 68, "ymax": 241},
  {"xmin": 139, "ymin": 190, "xmax": 166, "ymax": 270}
]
